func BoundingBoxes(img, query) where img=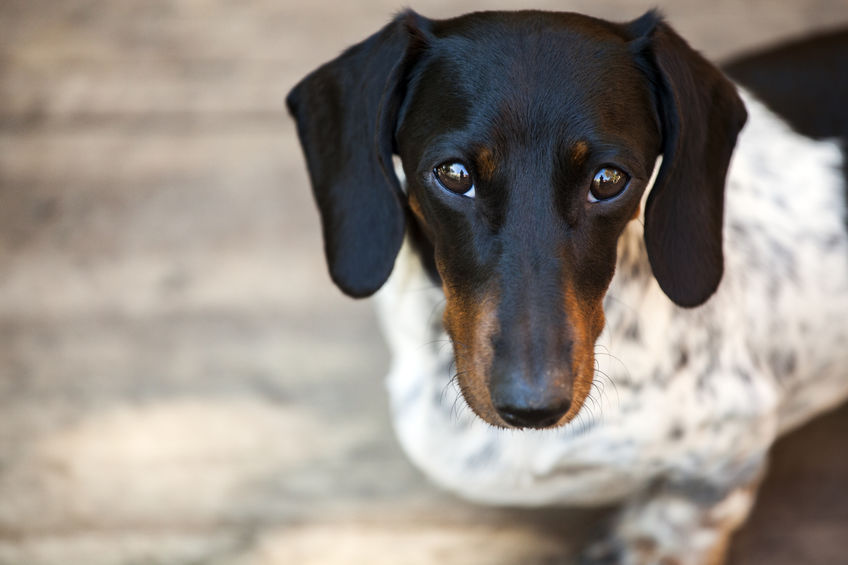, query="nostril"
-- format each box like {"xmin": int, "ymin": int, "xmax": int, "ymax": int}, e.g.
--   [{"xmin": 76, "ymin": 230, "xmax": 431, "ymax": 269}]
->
[{"xmin": 494, "ymin": 398, "xmax": 571, "ymax": 429}]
